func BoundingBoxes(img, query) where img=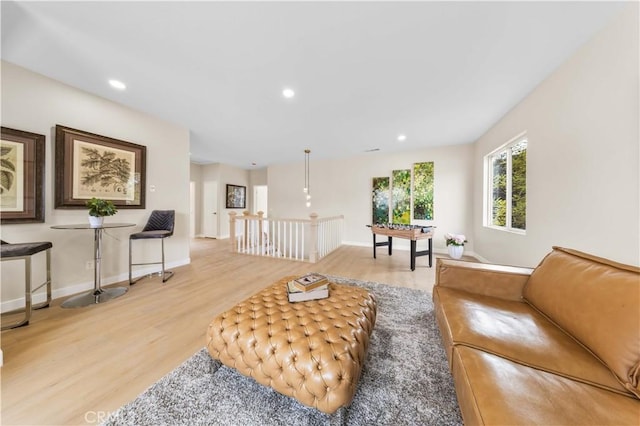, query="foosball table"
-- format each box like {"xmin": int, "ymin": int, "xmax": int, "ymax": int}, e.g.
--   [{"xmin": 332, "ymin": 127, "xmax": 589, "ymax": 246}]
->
[{"xmin": 368, "ymin": 224, "xmax": 435, "ymax": 271}]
